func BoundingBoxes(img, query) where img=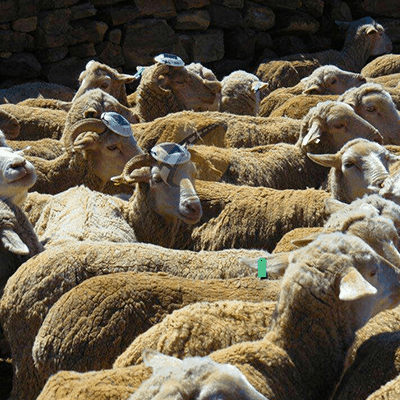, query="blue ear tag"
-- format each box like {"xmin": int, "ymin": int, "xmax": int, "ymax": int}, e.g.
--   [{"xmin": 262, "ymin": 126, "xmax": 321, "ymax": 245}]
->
[
  {"xmin": 133, "ymin": 66, "xmax": 145, "ymax": 80},
  {"xmin": 100, "ymin": 112, "xmax": 133, "ymax": 137},
  {"xmin": 258, "ymin": 258, "xmax": 267, "ymax": 279},
  {"xmin": 253, "ymin": 82, "xmax": 263, "ymax": 93}
]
